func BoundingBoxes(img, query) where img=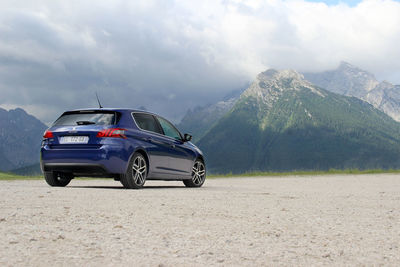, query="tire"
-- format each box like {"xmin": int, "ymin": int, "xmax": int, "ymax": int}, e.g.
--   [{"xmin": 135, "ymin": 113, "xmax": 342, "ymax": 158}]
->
[
  {"xmin": 120, "ymin": 152, "xmax": 147, "ymax": 189},
  {"xmin": 183, "ymin": 159, "xmax": 206, "ymax": 188},
  {"xmin": 44, "ymin": 172, "xmax": 72, "ymax": 187},
  {"xmin": 120, "ymin": 179, "xmax": 129, "ymax": 188}
]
